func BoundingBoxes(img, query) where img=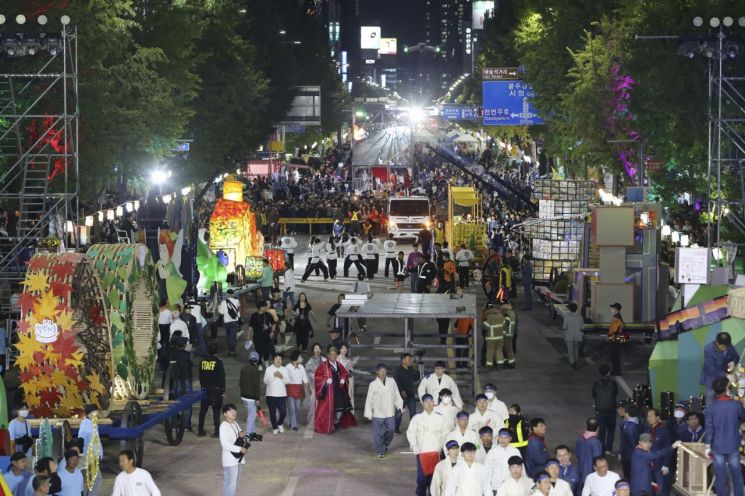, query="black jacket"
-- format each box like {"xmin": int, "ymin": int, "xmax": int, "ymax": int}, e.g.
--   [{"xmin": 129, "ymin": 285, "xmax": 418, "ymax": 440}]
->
[
  {"xmin": 592, "ymin": 376, "xmax": 618, "ymax": 412},
  {"xmin": 199, "ymin": 355, "xmax": 225, "ymax": 391},
  {"xmin": 239, "ymin": 362, "xmax": 261, "ymax": 400}
]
